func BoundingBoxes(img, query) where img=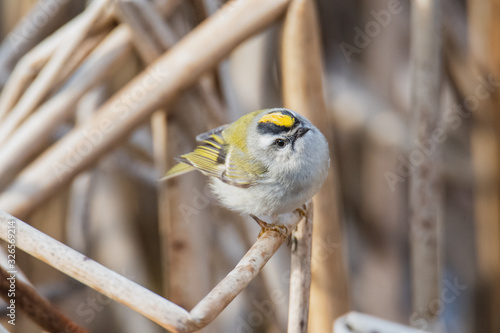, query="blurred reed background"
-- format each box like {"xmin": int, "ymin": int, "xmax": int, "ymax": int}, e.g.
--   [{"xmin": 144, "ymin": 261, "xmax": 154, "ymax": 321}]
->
[{"xmin": 0, "ymin": 0, "xmax": 497, "ymax": 332}]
